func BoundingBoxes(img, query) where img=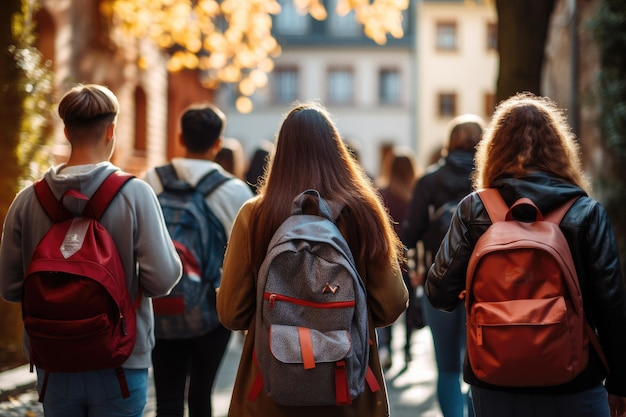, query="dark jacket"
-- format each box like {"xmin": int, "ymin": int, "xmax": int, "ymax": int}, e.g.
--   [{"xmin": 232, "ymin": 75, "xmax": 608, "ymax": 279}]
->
[
  {"xmin": 401, "ymin": 150, "xmax": 475, "ymax": 258},
  {"xmin": 426, "ymin": 172, "xmax": 626, "ymax": 396}
]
